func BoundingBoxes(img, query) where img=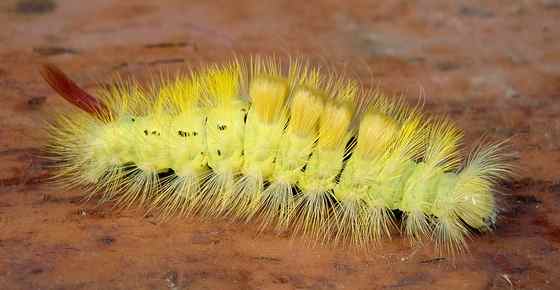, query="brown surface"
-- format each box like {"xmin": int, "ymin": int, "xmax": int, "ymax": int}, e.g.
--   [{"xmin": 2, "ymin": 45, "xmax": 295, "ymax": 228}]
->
[{"xmin": 1, "ymin": 0, "xmax": 559, "ymax": 289}]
